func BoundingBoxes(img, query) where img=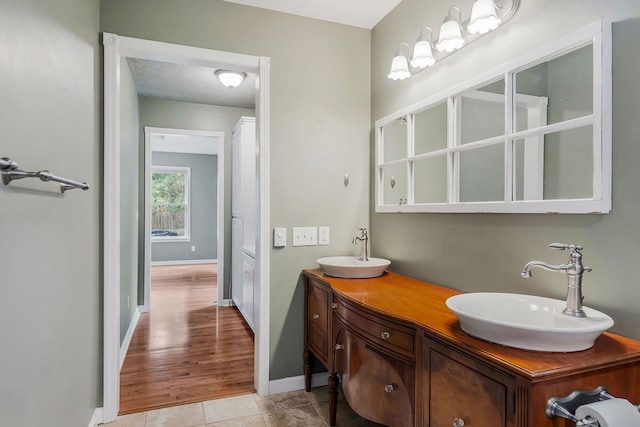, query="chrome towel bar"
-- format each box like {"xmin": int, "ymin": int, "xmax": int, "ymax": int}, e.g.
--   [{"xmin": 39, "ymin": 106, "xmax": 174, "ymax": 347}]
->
[{"xmin": 1, "ymin": 157, "xmax": 89, "ymax": 193}]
